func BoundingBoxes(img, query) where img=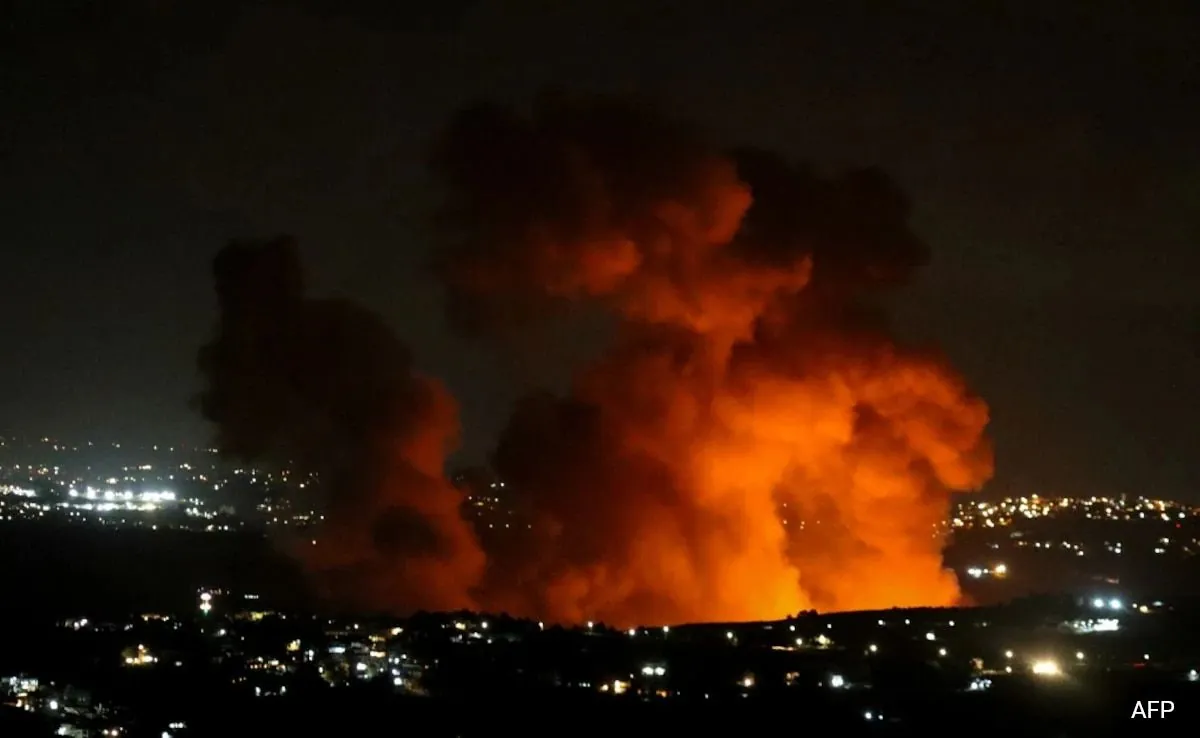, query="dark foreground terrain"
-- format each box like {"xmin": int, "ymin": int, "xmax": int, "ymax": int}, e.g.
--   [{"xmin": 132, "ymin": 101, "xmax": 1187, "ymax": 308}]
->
[
  {"xmin": 1, "ymin": 682, "xmax": 1191, "ymax": 738},
  {"xmin": 0, "ymin": 524, "xmax": 306, "ymax": 623},
  {"xmin": 4, "ymin": 525, "xmax": 1198, "ymax": 737}
]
